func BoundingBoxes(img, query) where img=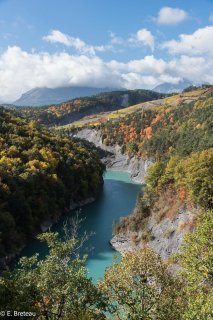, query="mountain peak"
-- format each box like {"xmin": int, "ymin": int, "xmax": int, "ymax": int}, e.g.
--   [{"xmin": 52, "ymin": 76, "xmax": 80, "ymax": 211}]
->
[{"xmin": 153, "ymin": 80, "xmax": 192, "ymax": 94}]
